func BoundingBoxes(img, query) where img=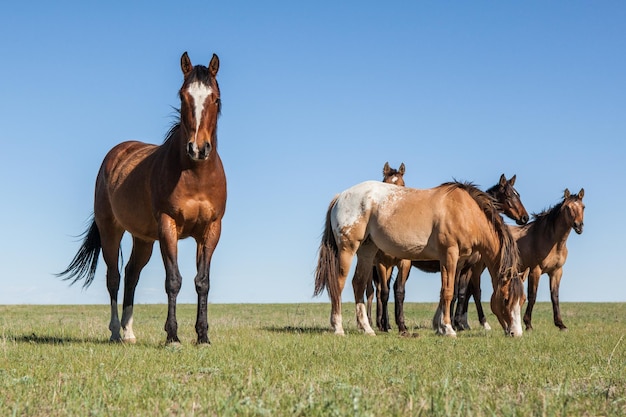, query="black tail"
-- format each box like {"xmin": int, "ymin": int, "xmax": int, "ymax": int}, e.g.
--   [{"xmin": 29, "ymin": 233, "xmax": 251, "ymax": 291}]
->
[{"xmin": 56, "ymin": 219, "xmax": 101, "ymax": 288}]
